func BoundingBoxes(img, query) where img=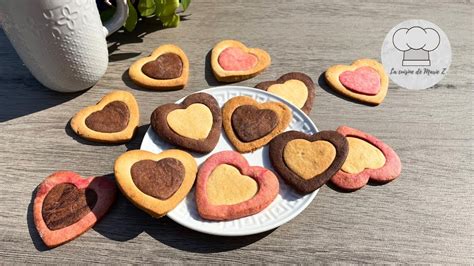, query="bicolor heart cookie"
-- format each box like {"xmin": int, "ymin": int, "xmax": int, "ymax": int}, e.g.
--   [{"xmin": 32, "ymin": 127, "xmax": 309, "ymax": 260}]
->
[
  {"xmin": 195, "ymin": 151, "xmax": 279, "ymax": 221},
  {"xmin": 151, "ymin": 93, "xmax": 222, "ymax": 153},
  {"xmin": 114, "ymin": 149, "xmax": 197, "ymax": 217},
  {"xmin": 129, "ymin": 44, "xmax": 189, "ymax": 90},
  {"xmin": 211, "ymin": 40, "xmax": 271, "ymax": 82},
  {"xmin": 70, "ymin": 90, "xmax": 139, "ymax": 143},
  {"xmin": 330, "ymin": 126, "xmax": 402, "ymax": 191},
  {"xmin": 255, "ymin": 72, "xmax": 316, "ymax": 114},
  {"xmin": 33, "ymin": 171, "xmax": 116, "ymax": 248},
  {"xmin": 325, "ymin": 59, "xmax": 388, "ymax": 105},
  {"xmin": 222, "ymin": 96, "xmax": 292, "ymax": 153},
  {"xmin": 269, "ymin": 130, "xmax": 349, "ymax": 194}
]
